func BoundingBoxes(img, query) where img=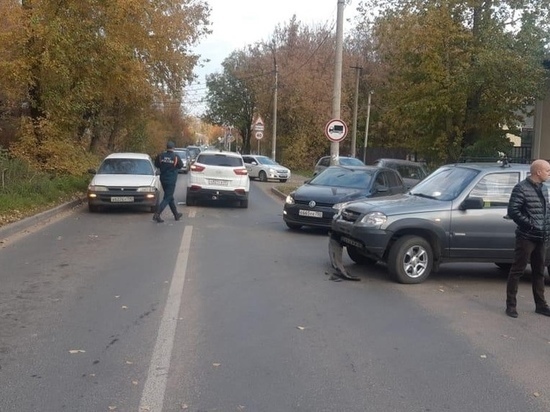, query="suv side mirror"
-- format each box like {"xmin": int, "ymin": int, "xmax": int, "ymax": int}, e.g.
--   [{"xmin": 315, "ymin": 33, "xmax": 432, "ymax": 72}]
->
[{"xmin": 460, "ymin": 196, "xmax": 484, "ymax": 210}]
